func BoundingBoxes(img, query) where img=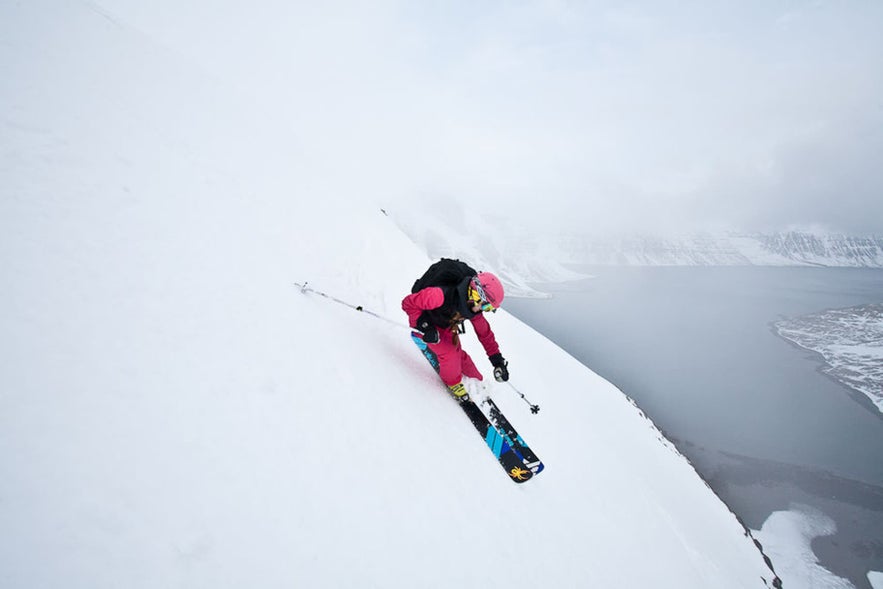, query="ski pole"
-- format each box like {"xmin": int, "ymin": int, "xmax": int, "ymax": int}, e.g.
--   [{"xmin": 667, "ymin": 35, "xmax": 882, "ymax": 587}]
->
[
  {"xmin": 297, "ymin": 283, "xmax": 540, "ymax": 413},
  {"xmin": 294, "ymin": 282, "xmax": 410, "ymax": 330},
  {"xmin": 507, "ymin": 382, "xmax": 540, "ymax": 414}
]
